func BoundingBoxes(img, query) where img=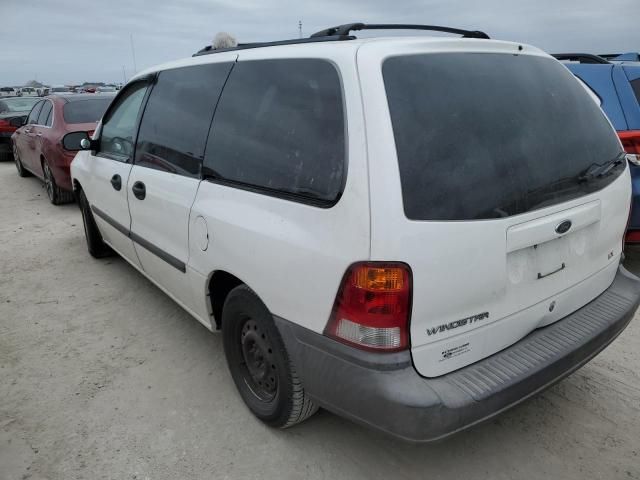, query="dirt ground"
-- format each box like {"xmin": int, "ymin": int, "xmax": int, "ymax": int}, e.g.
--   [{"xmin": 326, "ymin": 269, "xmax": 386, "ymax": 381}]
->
[{"xmin": 1, "ymin": 160, "xmax": 639, "ymax": 480}]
